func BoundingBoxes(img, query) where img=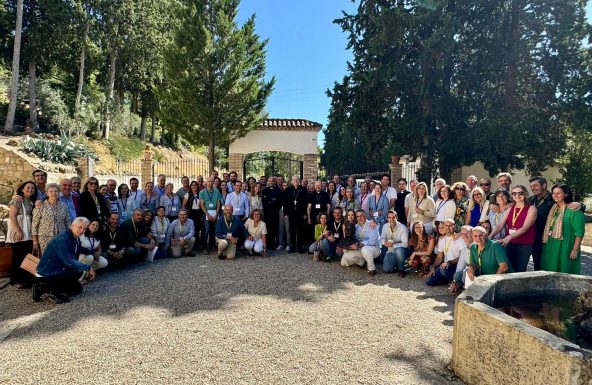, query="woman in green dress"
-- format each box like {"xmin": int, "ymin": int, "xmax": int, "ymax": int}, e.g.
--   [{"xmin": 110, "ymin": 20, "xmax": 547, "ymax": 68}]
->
[{"xmin": 541, "ymin": 184, "xmax": 585, "ymax": 274}]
